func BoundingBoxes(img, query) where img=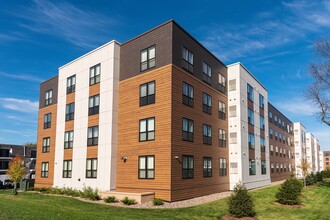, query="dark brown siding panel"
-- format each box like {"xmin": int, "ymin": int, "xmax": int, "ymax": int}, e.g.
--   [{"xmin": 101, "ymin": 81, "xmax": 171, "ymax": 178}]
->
[{"xmin": 39, "ymin": 76, "xmax": 58, "ymax": 109}]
